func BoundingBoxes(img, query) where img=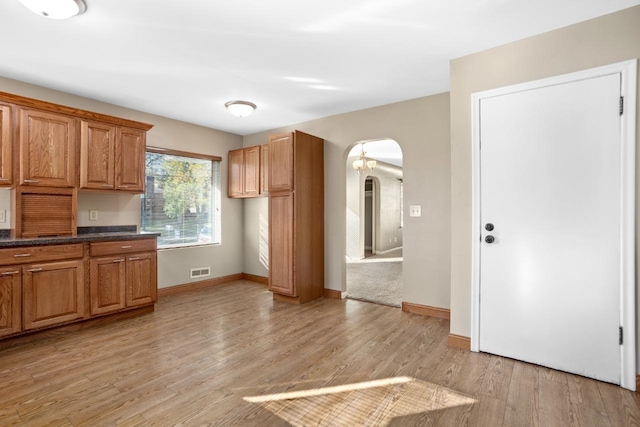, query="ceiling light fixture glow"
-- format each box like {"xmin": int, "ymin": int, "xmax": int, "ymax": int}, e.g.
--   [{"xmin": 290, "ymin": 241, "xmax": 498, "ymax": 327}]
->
[
  {"xmin": 18, "ymin": 0, "xmax": 86, "ymax": 19},
  {"xmin": 225, "ymin": 100, "xmax": 257, "ymax": 118}
]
